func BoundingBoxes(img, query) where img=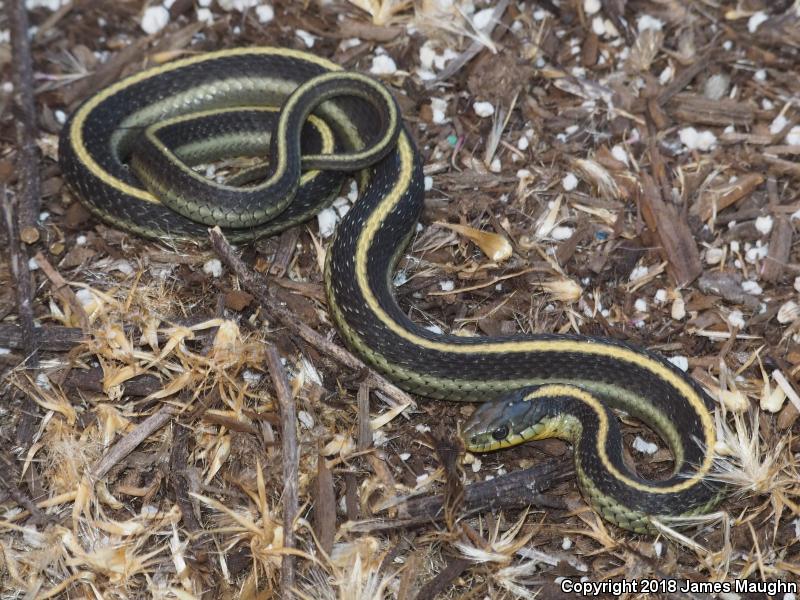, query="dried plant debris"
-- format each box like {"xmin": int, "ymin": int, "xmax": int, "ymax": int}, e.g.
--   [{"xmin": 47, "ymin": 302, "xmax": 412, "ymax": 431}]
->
[{"xmin": 2, "ymin": 0, "xmax": 800, "ymax": 598}]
